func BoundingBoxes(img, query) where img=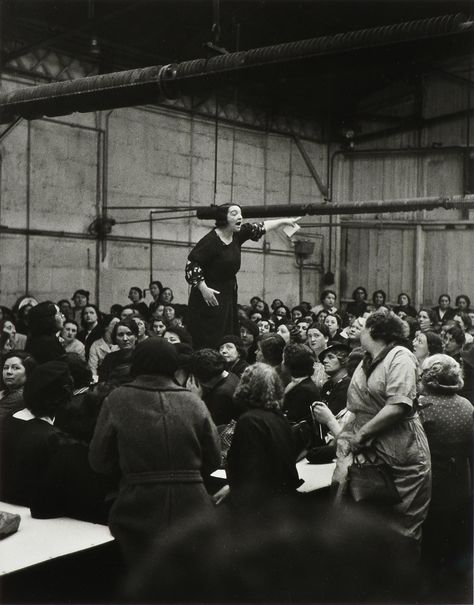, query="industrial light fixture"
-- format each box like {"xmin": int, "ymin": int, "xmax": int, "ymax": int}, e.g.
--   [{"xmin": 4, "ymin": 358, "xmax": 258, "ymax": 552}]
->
[{"xmin": 90, "ymin": 35, "xmax": 101, "ymax": 57}]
